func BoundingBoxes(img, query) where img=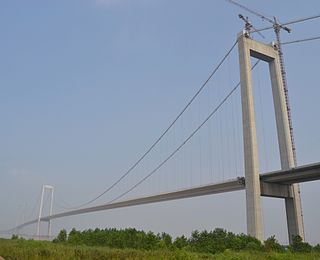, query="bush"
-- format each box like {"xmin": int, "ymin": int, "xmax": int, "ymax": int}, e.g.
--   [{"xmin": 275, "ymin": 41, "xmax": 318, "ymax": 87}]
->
[
  {"xmin": 237, "ymin": 233, "xmax": 262, "ymax": 251},
  {"xmin": 289, "ymin": 235, "xmax": 312, "ymax": 253},
  {"xmin": 11, "ymin": 234, "xmax": 19, "ymax": 240},
  {"xmin": 245, "ymin": 241, "xmax": 261, "ymax": 251},
  {"xmin": 188, "ymin": 228, "xmax": 262, "ymax": 254},
  {"xmin": 50, "ymin": 227, "xmax": 320, "ymax": 256},
  {"xmin": 54, "ymin": 229, "xmax": 67, "ymax": 243},
  {"xmin": 313, "ymin": 244, "xmax": 320, "ymax": 252},
  {"xmin": 264, "ymin": 235, "xmax": 284, "ymax": 252},
  {"xmin": 174, "ymin": 235, "xmax": 188, "ymax": 249}
]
